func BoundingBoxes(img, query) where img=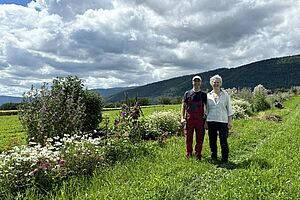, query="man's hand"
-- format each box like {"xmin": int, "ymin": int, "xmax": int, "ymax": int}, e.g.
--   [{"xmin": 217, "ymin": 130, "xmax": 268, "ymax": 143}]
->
[{"xmin": 181, "ymin": 118, "xmax": 186, "ymax": 124}]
